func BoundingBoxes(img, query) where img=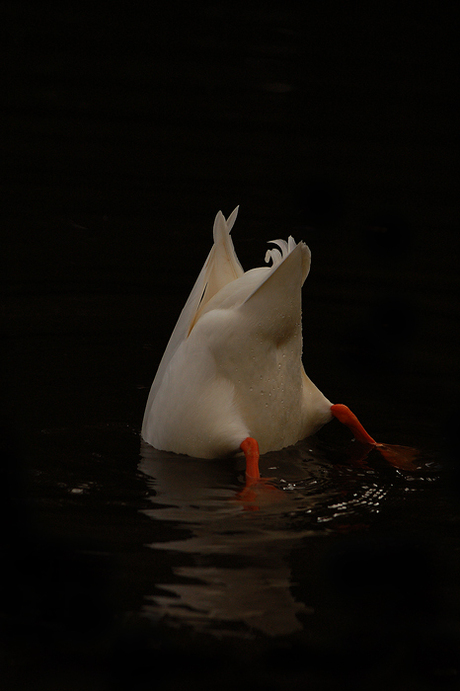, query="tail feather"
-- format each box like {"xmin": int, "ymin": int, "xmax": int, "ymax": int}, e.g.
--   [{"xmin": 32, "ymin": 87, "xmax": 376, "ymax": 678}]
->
[{"xmin": 142, "ymin": 208, "xmax": 243, "ymax": 436}]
